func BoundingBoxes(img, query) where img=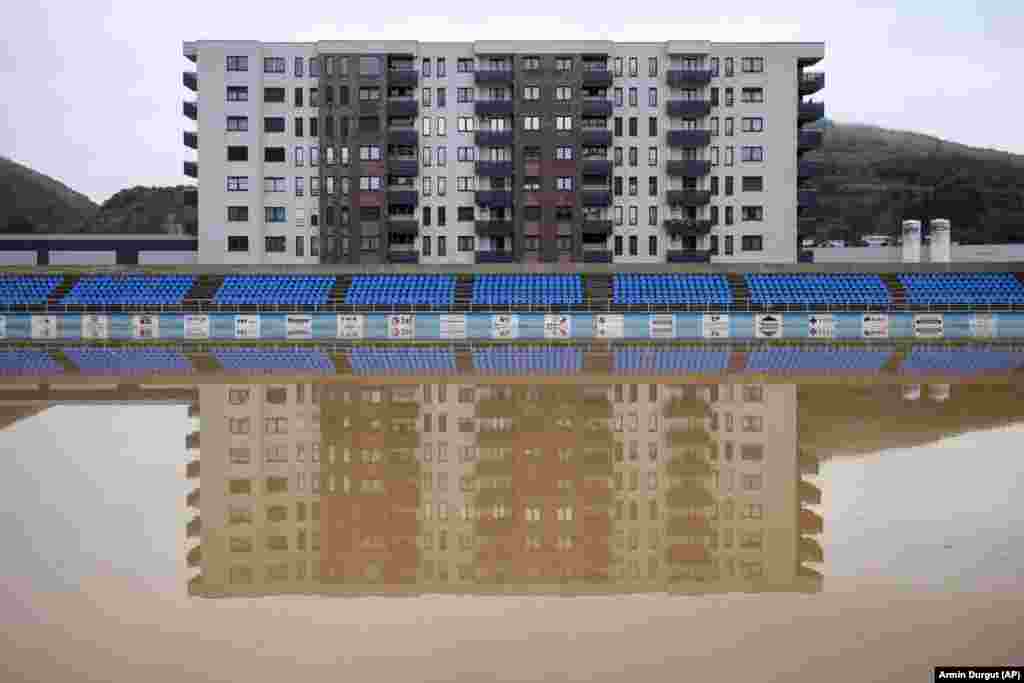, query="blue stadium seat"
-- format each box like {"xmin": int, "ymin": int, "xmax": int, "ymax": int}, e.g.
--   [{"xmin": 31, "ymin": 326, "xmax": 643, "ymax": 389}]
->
[
  {"xmin": 614, "ymin": 347, "xmax": 730, "ymax": 374},
  {"xmin": 613, "ymin": 274, "xmax": 732, "ymax": 305},
  {"xmin": 471, "ymin": 275, "xmax": 583, "ymax": 306},
  {"xmin": 472, "ymin": 346, "xmax": 583, "ymax": 374},
  {"xmin": 898, "ymin": 273, "xmax": 1024, "ymax": 306},
  {"xmin": 348, "ymin": 347, "xmax": 457, "ymax": 374},
  {"xmin": 0, "ymin": 276, "xmax": 62, "ymax": 305},
  {"xmin": 746, "ymin": 274, "xmax": 891, "ymax": 306},
  {"xmin": 63, "ymin": 347, "xmax": 193, "ymax": 375},
  {"xmin": 345, "ymin": 275, "xmax": 456, "ymax": 306},
  {"xmin": 213, "ymin": 275, "xmax": 335, "ymax": 305},
  {"xmin": 213, "ymin": 347, "xmax": 335, "ymax": 373},
  {"xmin": 901, "ymin": 345, "xmax": 1024, "ymax": 375},
  {"xmin": 61, "ymin": 275, "xmax": 195, "ymax": 306},
  {"xmin": 744, "ymin": 347, "xmax": 892, "ymax": 374},
  {"xmin": 0, "ymin": 349, "xmax": 62, "ymax": 376}
]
